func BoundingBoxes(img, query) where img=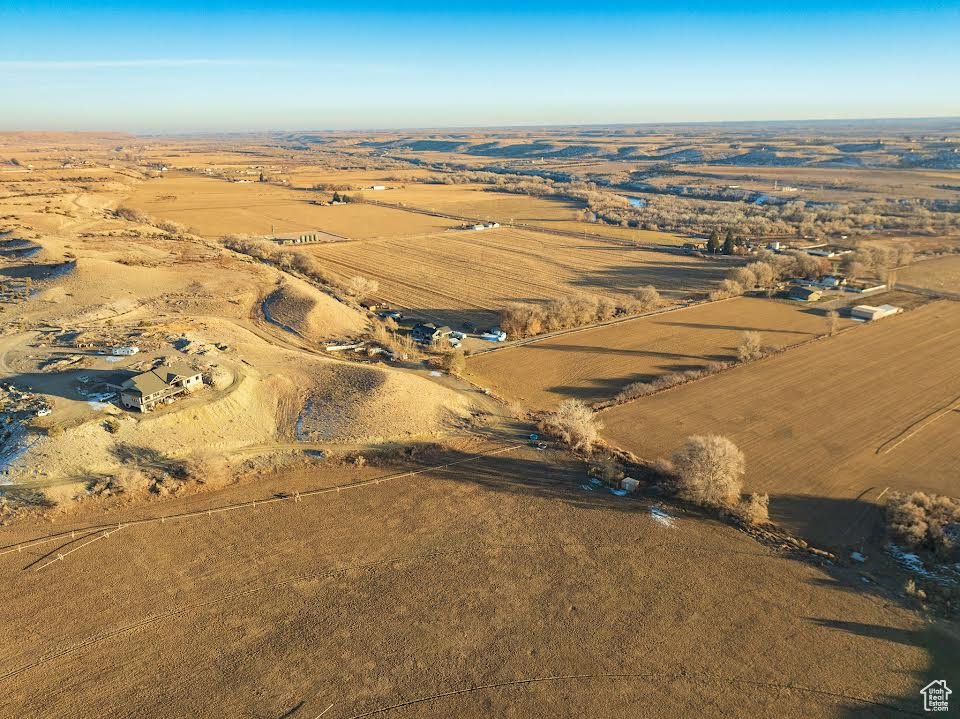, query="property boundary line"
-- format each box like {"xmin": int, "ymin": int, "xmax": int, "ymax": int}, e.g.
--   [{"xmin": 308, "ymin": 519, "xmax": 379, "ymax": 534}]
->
[{"xmin": 2, "ymin": 444, "xmax": 524, "ymax": 571}]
